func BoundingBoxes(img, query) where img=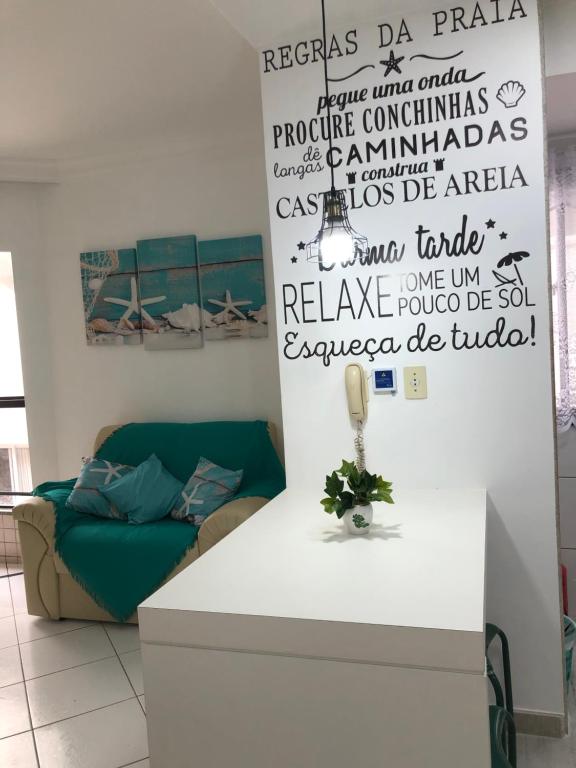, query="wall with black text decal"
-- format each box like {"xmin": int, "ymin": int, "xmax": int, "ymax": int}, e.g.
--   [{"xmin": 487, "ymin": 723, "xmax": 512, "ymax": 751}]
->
[{"xmin": 259, "ymin": 0, "xmax": 563, "ymax": 716}]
